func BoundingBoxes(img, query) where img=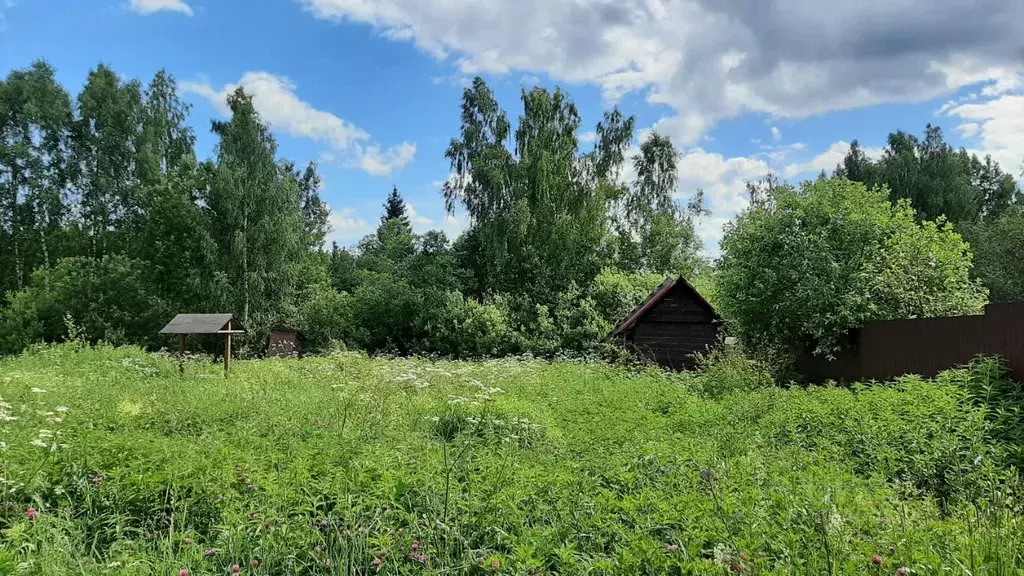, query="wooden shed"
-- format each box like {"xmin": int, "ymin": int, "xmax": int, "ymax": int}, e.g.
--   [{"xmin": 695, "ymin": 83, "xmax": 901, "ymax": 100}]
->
[
  {"xmin": 267, "ymin": 328, "xmax": 303, "ymax": 358},
  {"xmin": 608, "ymin": 277, "xmax": 721, "ymax": 370}
]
